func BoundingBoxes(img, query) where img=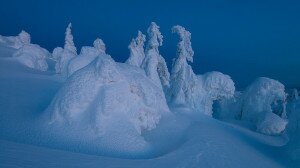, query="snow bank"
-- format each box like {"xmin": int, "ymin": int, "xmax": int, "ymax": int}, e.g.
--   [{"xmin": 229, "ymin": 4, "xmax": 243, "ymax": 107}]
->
[
  {"xmin": 46, "ymin": 54, "xmax": 170, "ymax": 153},
  {"xmin": 242, "ymin": 77, "xmax": 287, "ymax": 135},
  {"xmin": 13, "ymin": 44, "xmax": 50, "ymax": 71},
  {"xmin": 67, "ymin": 38, "xmax": 106, "ymax": 76}
]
